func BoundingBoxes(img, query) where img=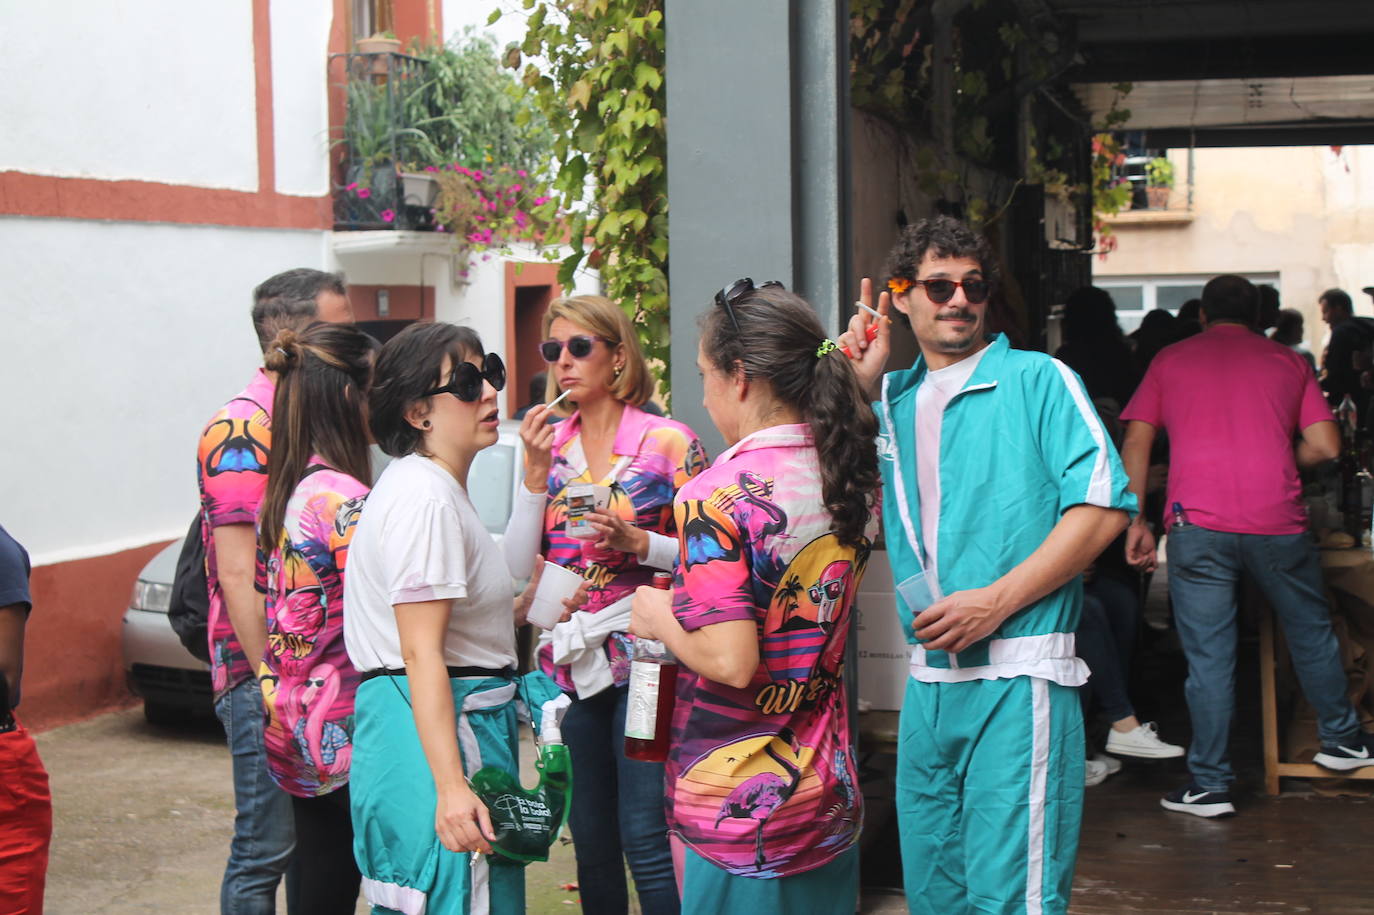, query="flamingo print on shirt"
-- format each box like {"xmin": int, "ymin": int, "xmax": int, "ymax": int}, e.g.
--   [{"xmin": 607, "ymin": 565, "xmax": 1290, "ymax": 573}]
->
[
  {"xmin": 665, "ymin": 424, "xmax": 878, "ymax": 878},
  {"xmin": 260, "ymin": 466, "xmax": 367, "ymax": 798}
]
